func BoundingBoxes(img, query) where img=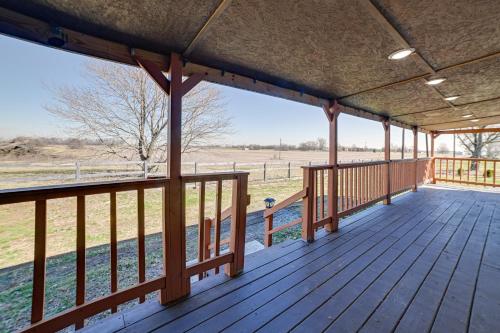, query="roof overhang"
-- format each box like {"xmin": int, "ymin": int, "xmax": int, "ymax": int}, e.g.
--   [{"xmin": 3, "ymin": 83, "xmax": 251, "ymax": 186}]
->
[{"xmin": 1, "ymin": 1, "xmax": 500, "ymax": 132}]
